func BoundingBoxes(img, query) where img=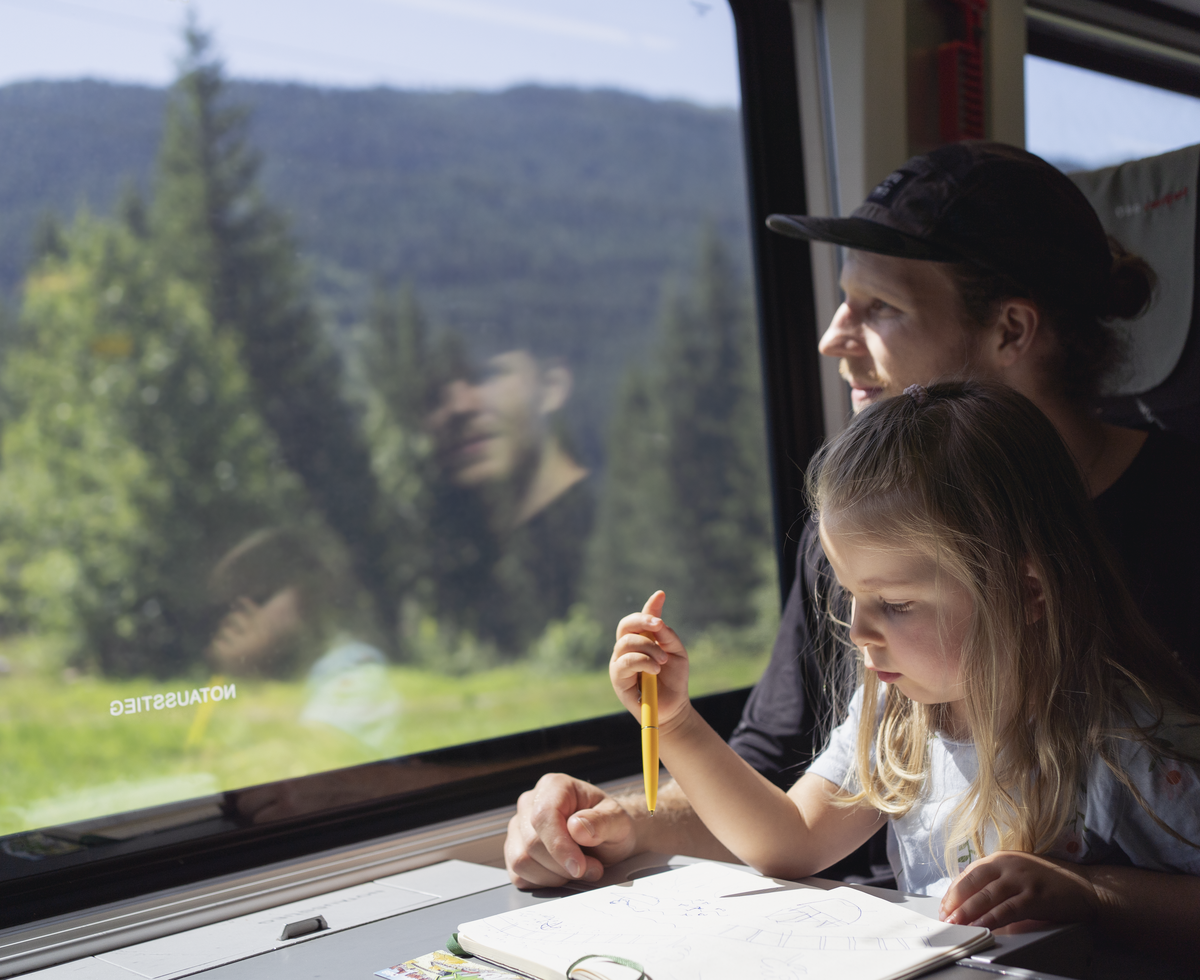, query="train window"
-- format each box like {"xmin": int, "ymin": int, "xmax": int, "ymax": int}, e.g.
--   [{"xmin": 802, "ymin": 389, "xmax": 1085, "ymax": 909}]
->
[
  {"xmin": 1026, "ymin": 53, "xmax": 1200, "ymax": 170},
  {"xmin": 0, "ymin": 0, "xmax": 777, "ymax": 897}
]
